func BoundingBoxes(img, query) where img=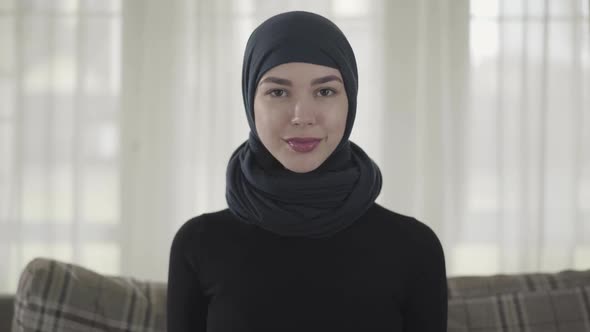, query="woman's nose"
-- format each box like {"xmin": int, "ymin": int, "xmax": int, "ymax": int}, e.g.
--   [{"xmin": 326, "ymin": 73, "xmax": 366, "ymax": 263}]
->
[{"xmin": 291, "ymin": 98, "xmax": 316, "ymax": 126}]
